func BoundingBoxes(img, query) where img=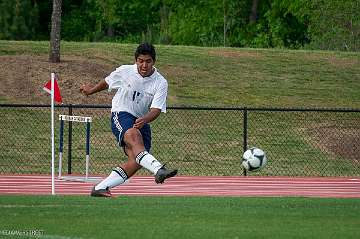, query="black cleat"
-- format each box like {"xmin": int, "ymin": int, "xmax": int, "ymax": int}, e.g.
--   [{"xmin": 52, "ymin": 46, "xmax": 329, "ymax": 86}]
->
[
  {"xmin": 90, "ymin": 186, "xmax": 113, "ymax": 197},
  {"xmin": 155, "ymin": 166, "xmax": 178, "ymax": 184}
]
